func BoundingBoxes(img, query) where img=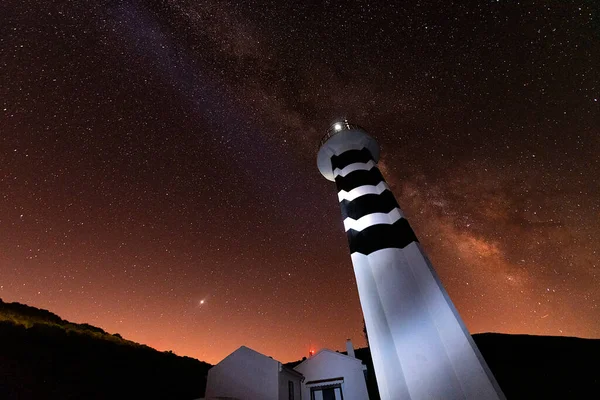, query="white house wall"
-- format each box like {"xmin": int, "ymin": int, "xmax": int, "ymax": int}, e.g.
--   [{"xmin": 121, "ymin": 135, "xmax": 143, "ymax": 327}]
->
[{"xmin": 205, "ymin": 346, "xmax": 280, "ymax": 400}]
